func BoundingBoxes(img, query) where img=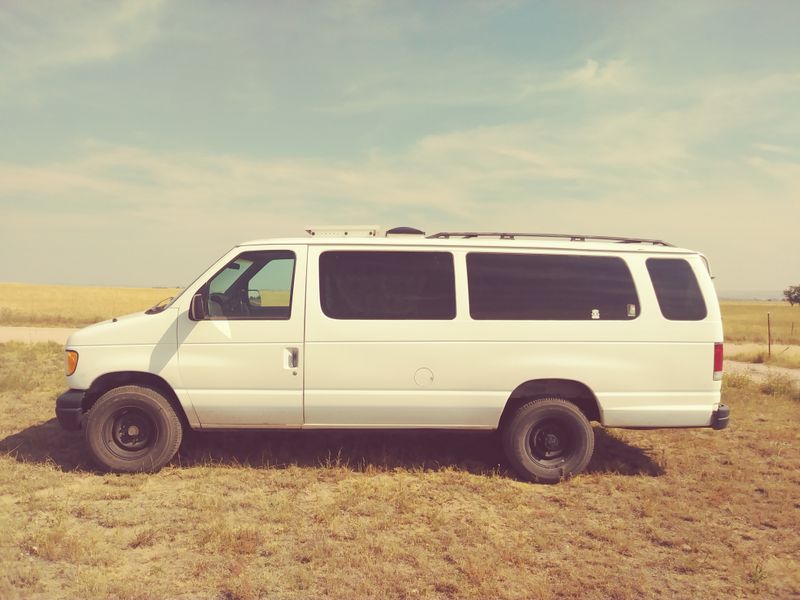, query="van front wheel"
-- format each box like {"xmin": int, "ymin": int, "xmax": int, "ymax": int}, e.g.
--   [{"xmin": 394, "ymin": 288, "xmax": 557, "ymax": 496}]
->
[
  {"xmin": 502, "ymin": 398, "xmax": 594, "ymax": 483},
  {"xmin": 84, "ymin": 385, "xmax": 183, "ymax": 473}
]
